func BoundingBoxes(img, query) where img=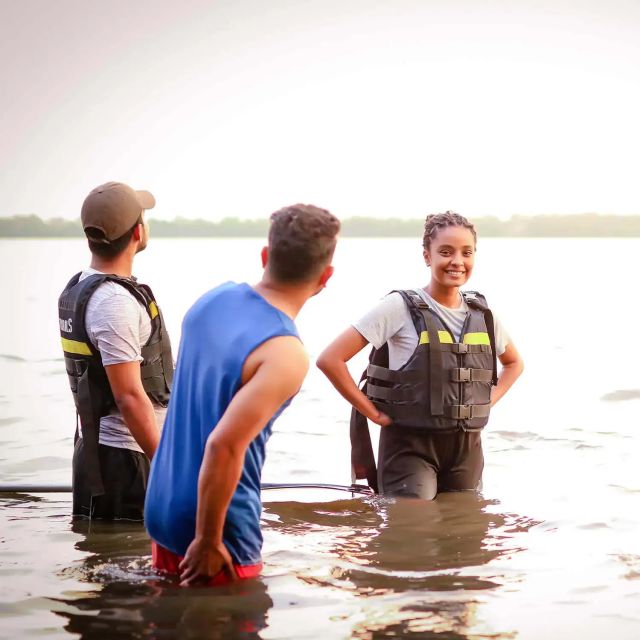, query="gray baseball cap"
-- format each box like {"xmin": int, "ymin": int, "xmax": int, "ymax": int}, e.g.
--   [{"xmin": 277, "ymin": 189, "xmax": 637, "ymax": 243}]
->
[{"xmin": 81, "ymin": 181, "xmax": 155, "ymax": 243}]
